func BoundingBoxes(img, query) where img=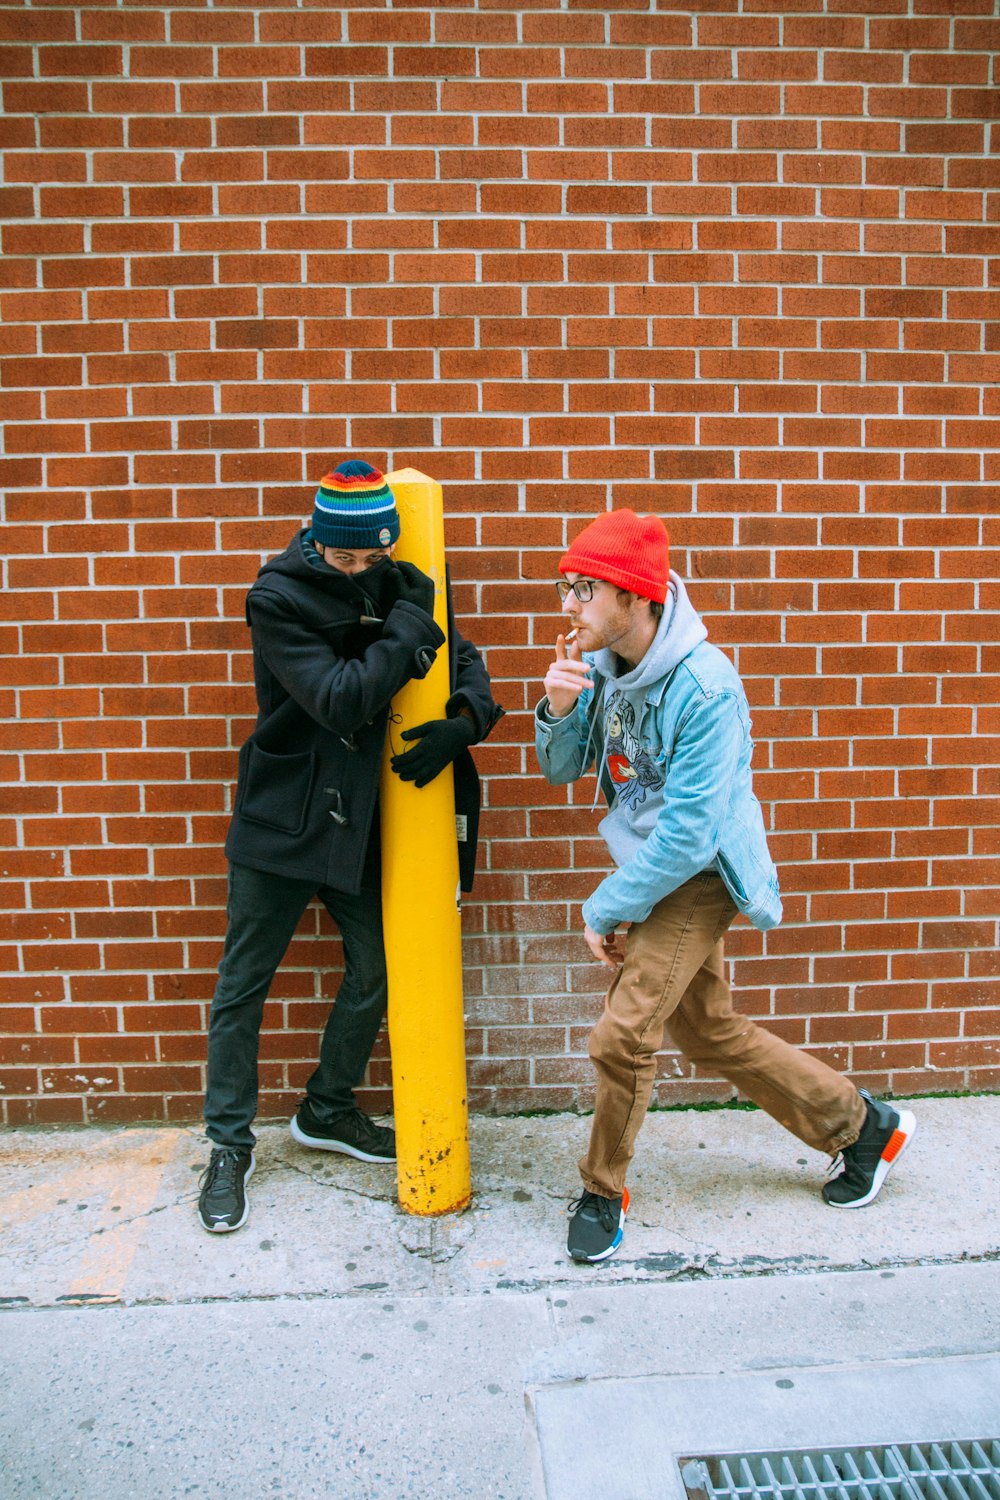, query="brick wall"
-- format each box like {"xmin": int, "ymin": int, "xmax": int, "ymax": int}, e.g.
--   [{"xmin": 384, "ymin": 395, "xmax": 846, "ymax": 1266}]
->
[{"xmin": 2, "ymin": 1, "xmax": 999, "ymax": 1128}]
